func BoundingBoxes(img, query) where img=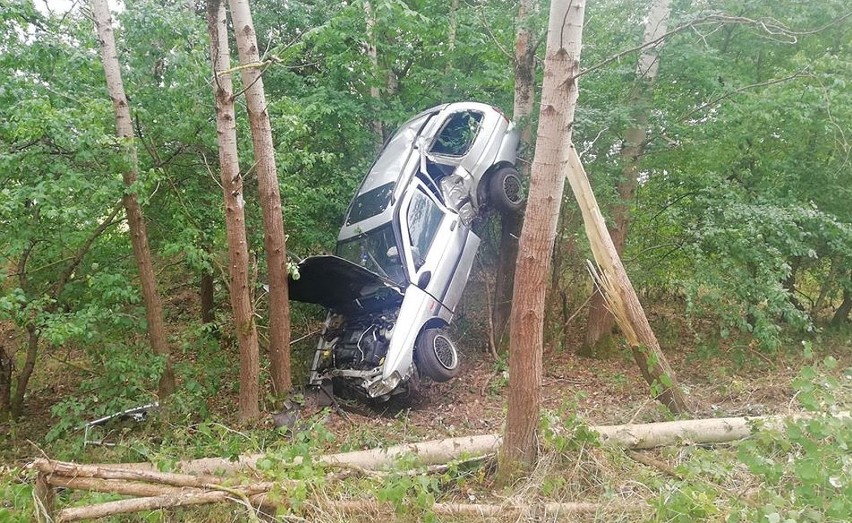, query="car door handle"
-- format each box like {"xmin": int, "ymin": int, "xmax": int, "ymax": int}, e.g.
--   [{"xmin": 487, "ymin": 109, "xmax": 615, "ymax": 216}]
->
[{"xmin": 449, "ymin": 220, "xmax": 457, "ymax": 231}]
